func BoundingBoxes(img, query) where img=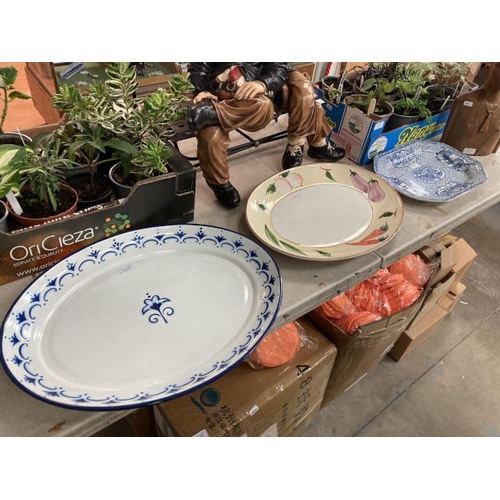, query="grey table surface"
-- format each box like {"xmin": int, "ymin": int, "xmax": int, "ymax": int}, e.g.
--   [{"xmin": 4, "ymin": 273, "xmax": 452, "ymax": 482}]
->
[{"xmin": 1, "ymin": 151, "xmax": 498, "ymax": 437}]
